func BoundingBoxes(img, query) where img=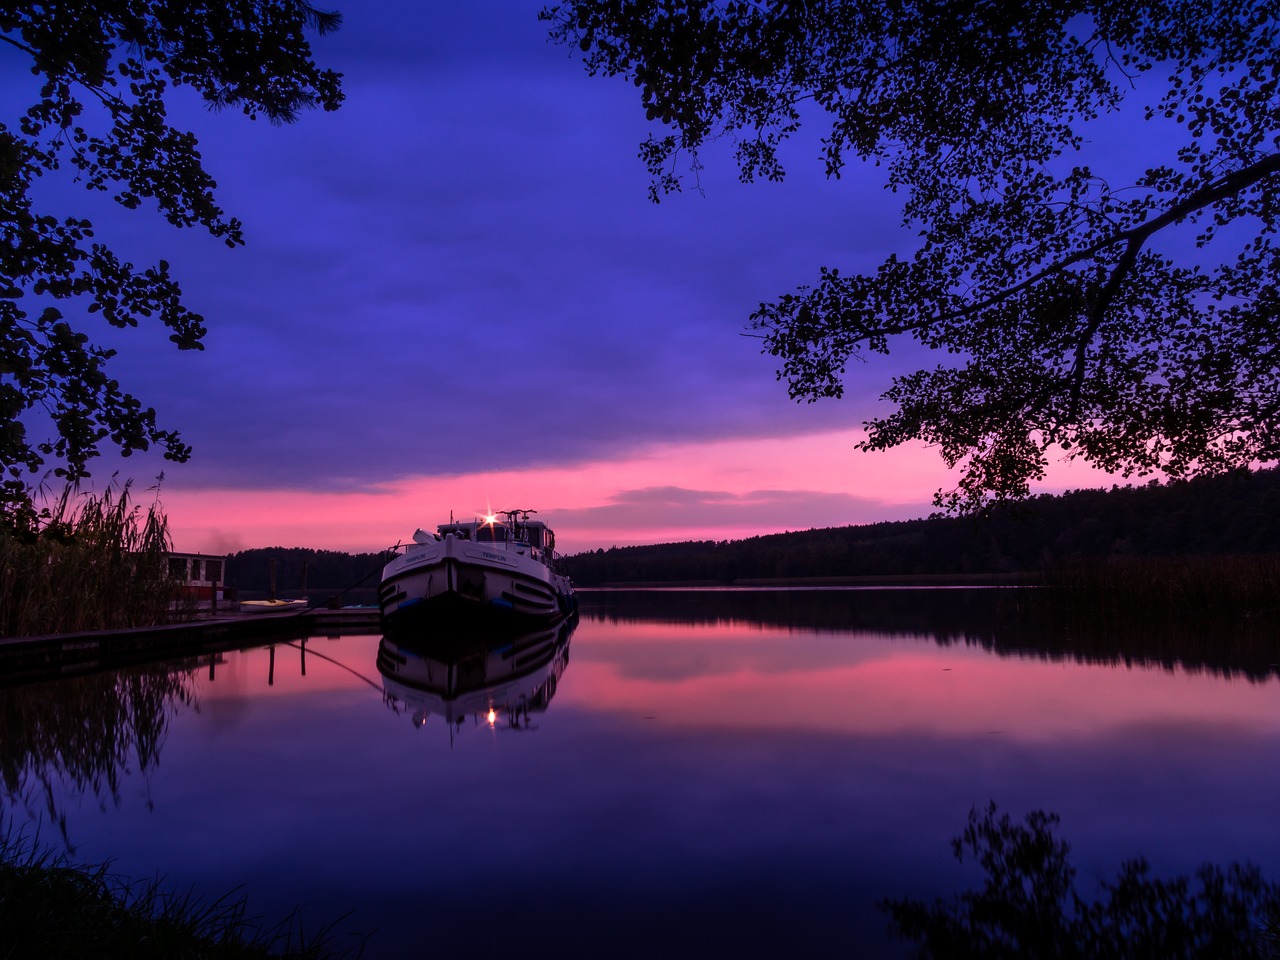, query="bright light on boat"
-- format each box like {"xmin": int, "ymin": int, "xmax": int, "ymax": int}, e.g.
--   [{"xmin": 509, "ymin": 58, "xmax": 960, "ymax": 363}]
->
[
  {"xmin": 482, "ymin": 513, "xmax": 497, "ymax": 525},
  {"xmin": 487, "ymin": 708, "xmax": 497, "ymax": 725}
]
